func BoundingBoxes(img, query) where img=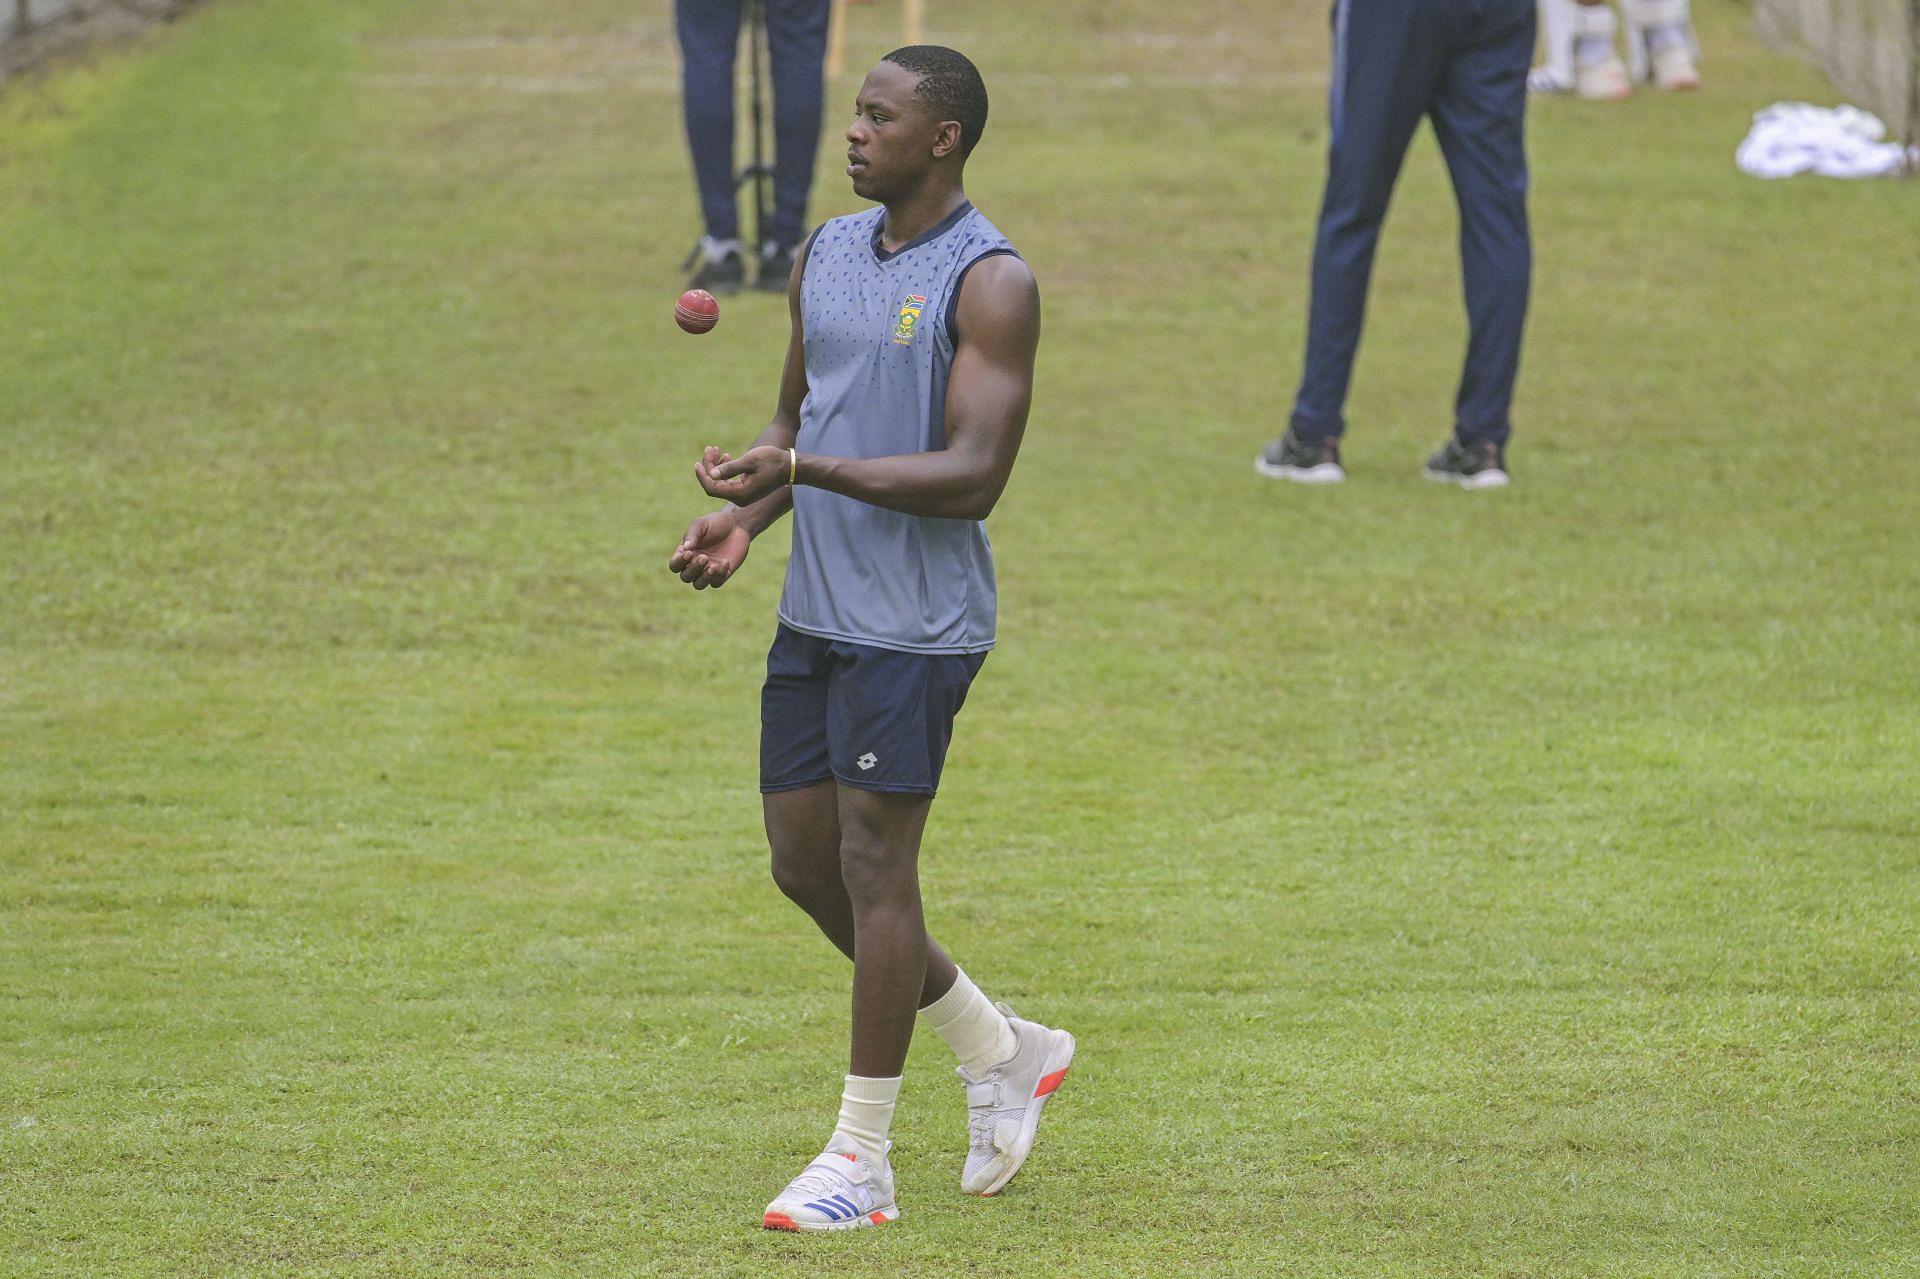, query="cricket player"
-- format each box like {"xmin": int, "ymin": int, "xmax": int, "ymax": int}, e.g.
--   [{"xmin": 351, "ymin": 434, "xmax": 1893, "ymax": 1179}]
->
[{"xmin": 668, "ymin": 45, "xmax": 1074, "ymax": 1232}]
